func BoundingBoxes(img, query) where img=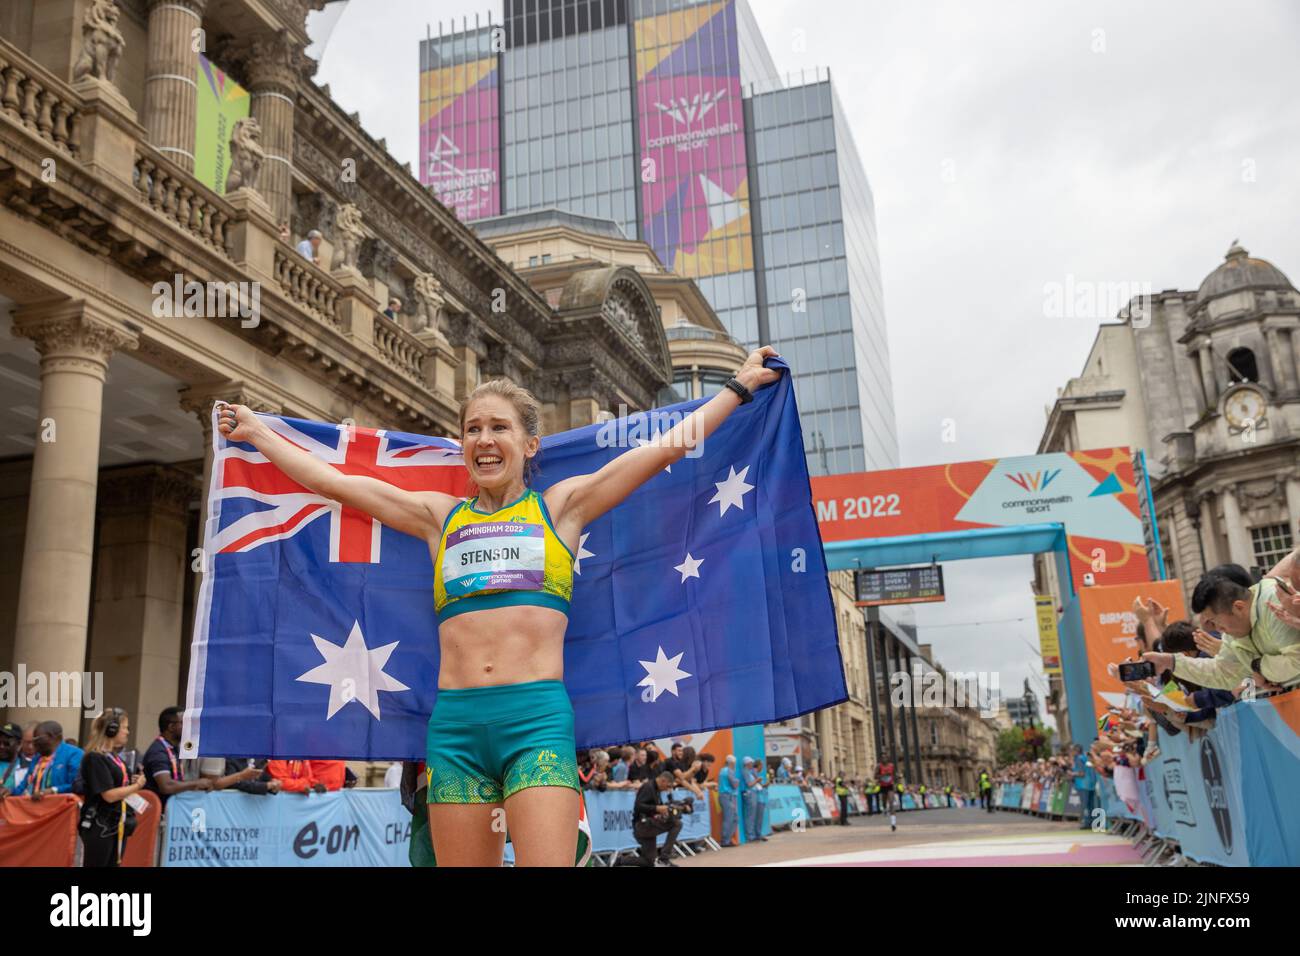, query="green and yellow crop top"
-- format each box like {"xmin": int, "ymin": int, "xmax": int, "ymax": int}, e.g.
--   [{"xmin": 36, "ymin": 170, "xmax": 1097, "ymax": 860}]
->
[{"xmin": 433, "ymin": 488, "xmax": 575, "ymax": 623}]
